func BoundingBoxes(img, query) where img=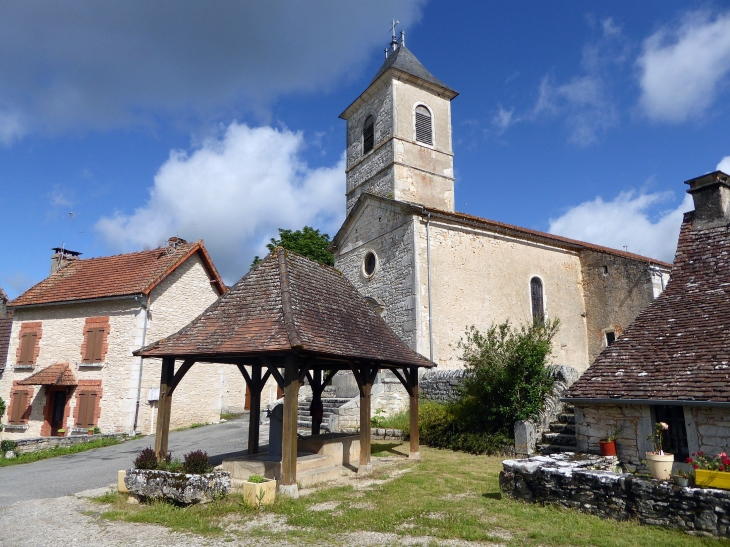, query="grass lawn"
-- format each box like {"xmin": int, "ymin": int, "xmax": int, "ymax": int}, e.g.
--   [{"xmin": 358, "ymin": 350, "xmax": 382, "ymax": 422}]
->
[
  {"xmin": 0, "ymin": 437, "xmax": 122, "ymax": 467},
  {"xmin": 96, "ymin": 442, "xmax": 728, "ymax": 546}
]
